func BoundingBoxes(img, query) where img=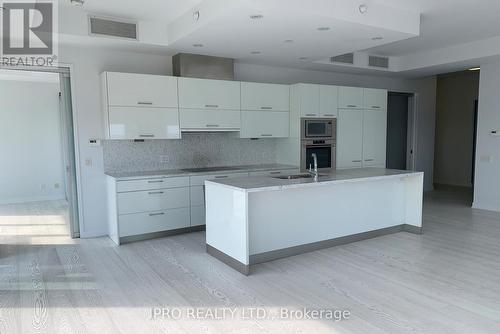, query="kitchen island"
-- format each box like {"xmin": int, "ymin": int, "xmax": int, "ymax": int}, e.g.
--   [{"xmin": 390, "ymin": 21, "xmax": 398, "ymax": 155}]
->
[{"xmin": 205, "ymin": 168, "xmax": 424, "ymax": 275}]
